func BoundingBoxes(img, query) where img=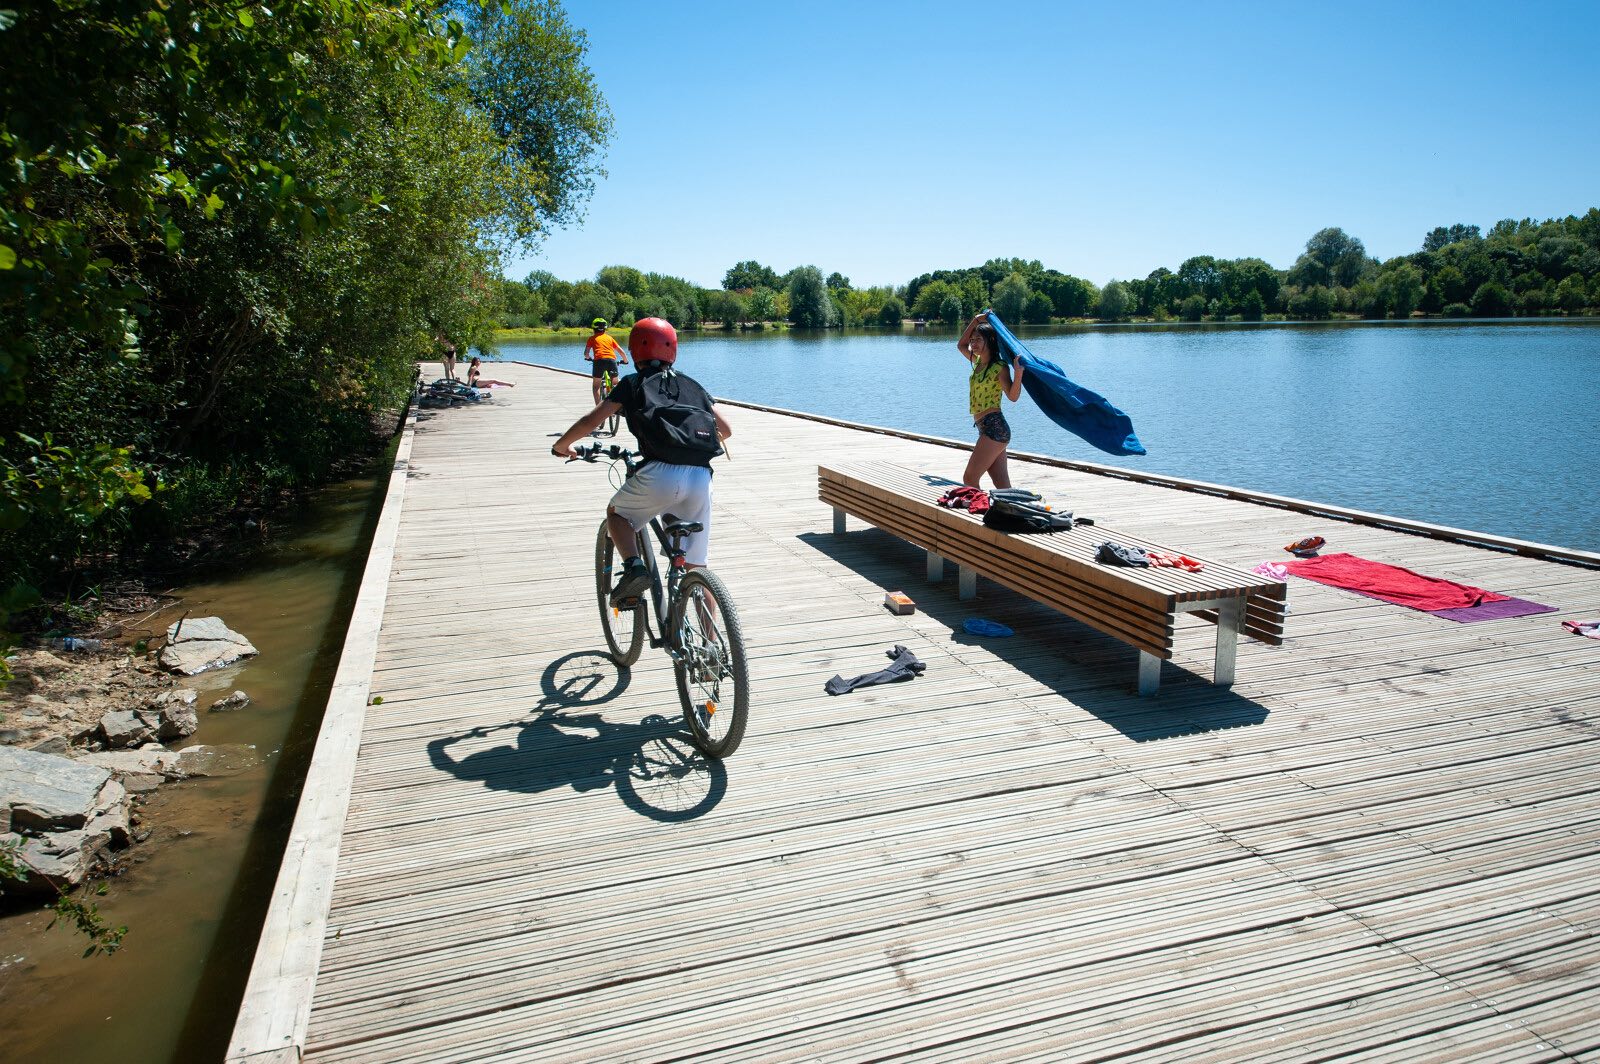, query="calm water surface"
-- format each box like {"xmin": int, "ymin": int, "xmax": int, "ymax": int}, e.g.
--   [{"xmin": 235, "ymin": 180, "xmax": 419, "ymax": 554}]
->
[{"xmin": 500, "ymin": 321, "xmax": 1600, "ymax": 552}]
